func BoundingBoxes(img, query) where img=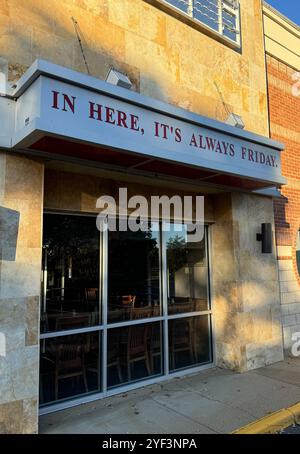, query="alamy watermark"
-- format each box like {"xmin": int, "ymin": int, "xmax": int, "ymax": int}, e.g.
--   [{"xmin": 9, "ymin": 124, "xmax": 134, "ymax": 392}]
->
[
  {"xmin": 95, "ymin": 188, "xmax": 205, "ymax": 242},
  {"xmin": 0, "ymin": 332, "xmax": 6, "ymax": 357},
  {"xmin": 292, "ymin": 72, "xmax": 300, "ymax": 98},
  {"xmin": 291, "ymin": 332, "xmax": 300, "ymax": 357}
]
